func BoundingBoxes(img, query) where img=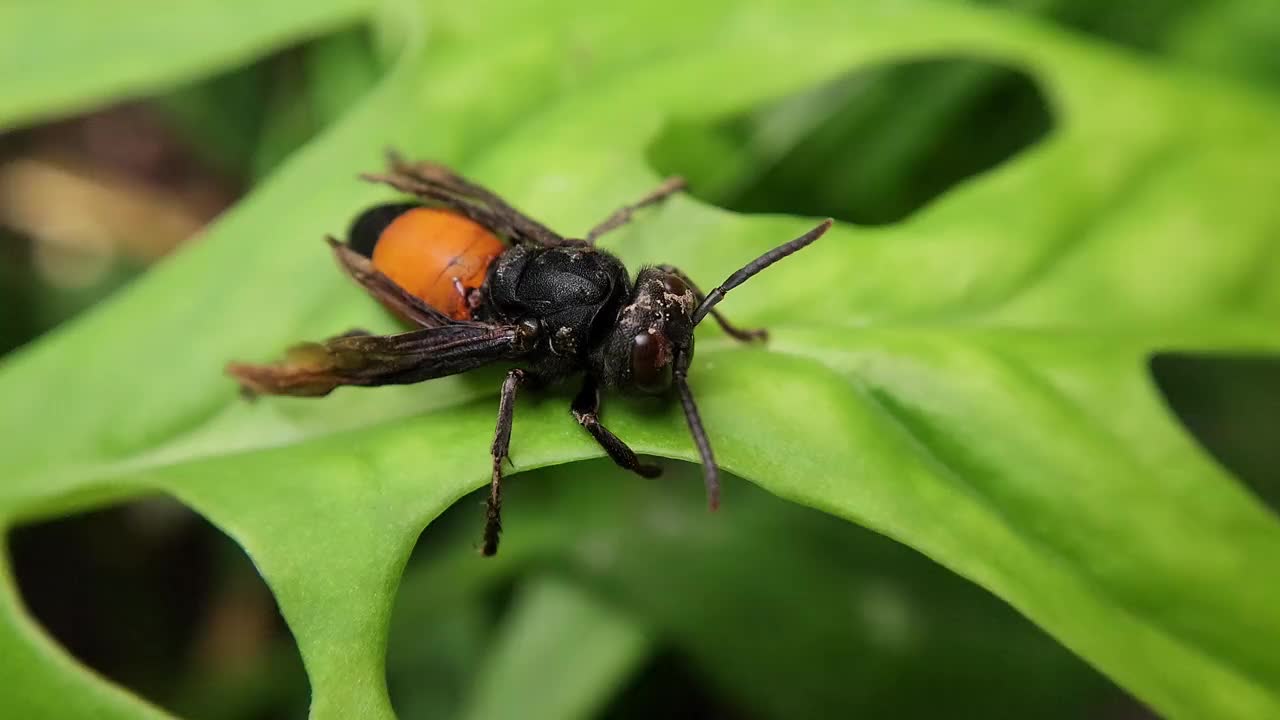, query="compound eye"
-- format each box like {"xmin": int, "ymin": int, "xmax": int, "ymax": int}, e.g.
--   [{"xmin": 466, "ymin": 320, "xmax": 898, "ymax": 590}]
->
[
  {"xmin": 630, "ymin": 332, "xmax": 672, "ymax": 393},
  {"xmin": 659, "ymin": 273, "xmax": 689, "ymax": 297}
]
